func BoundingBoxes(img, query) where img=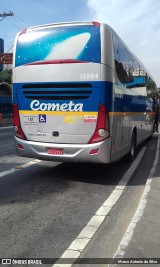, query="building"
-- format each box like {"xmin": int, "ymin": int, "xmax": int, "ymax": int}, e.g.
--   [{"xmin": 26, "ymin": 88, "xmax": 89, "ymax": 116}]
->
[
  {"xmin": 4, "ymin": 64, "xmax": 13, "ymax": 70},
  {"xmin": 0, "ymin": 38, "xmax": 4, "ymax": 72}
]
